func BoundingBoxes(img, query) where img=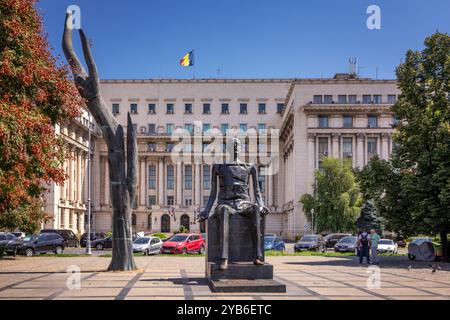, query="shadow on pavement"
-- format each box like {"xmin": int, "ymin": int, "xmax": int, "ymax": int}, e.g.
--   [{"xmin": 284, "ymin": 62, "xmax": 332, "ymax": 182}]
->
[{"xmin": 140, "ymin": 278, "xmax": 209, "ymax": 286}]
